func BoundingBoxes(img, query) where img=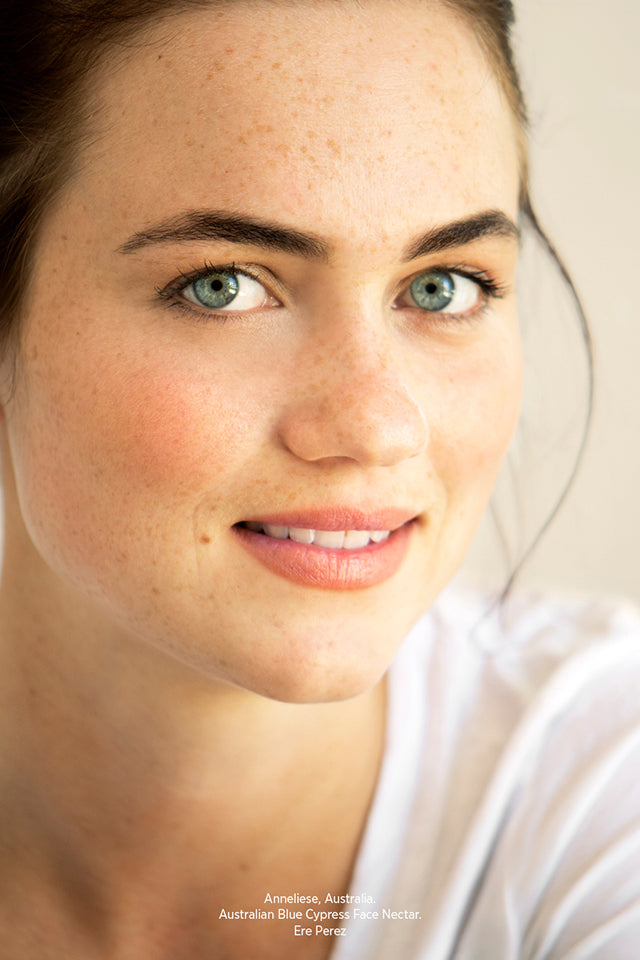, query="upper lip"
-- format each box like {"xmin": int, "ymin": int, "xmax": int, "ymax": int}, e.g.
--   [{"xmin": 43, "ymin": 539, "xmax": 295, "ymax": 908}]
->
[{"xmin": 237, "ymin": 507, "xmax": 420, "ymax": 532}]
